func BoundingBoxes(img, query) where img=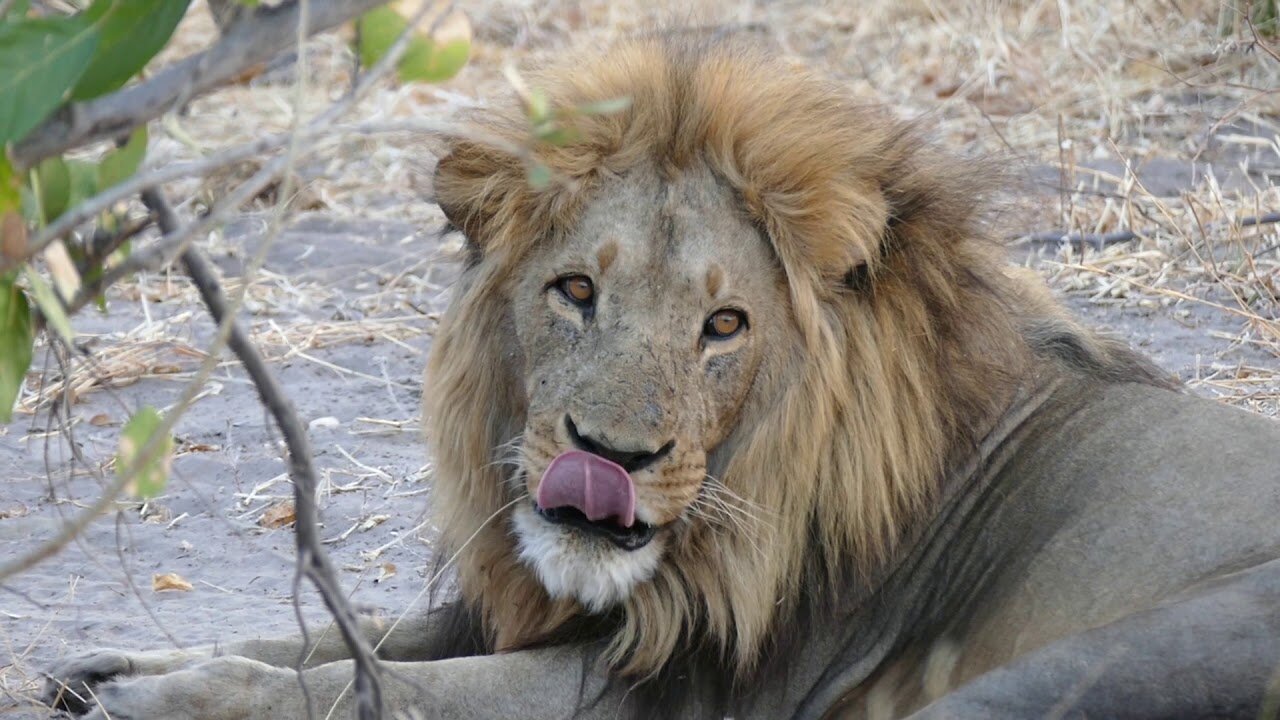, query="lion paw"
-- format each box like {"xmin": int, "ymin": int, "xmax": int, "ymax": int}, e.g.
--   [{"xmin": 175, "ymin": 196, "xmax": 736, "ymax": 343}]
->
[
  {"xmin": 62, "ymin": 656, "xmax": 293, "ymax": 720},
  {"xmin": 42, "ymin": 649, "xmax": 146, "ymax": 715}
]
